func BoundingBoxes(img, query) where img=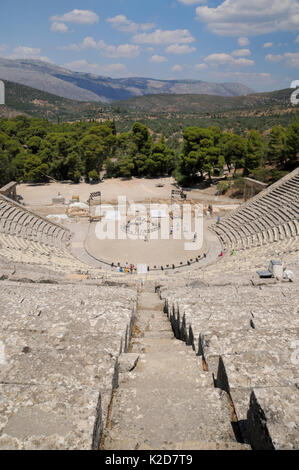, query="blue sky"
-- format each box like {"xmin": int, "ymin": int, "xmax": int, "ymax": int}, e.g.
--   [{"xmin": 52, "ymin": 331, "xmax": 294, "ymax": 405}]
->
[{"xmin": 0, "ymin": 0, "xmax": 298, "ymax": 91}]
